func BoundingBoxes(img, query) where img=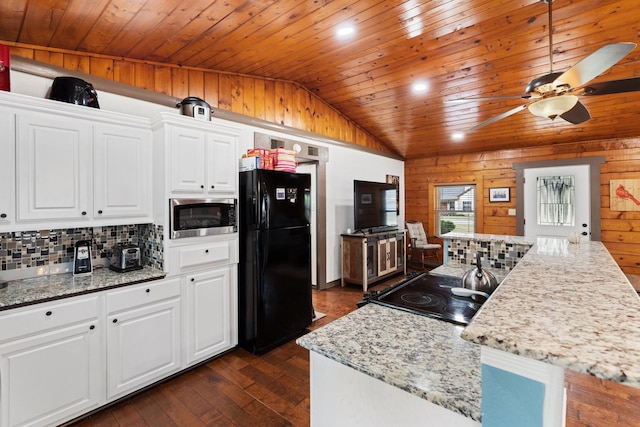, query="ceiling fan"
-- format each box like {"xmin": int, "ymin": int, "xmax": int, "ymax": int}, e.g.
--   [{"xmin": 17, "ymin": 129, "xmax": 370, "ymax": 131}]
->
[{"xmin": 447, "ymin": 0, "xmax": 640, "ymax": 133}]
